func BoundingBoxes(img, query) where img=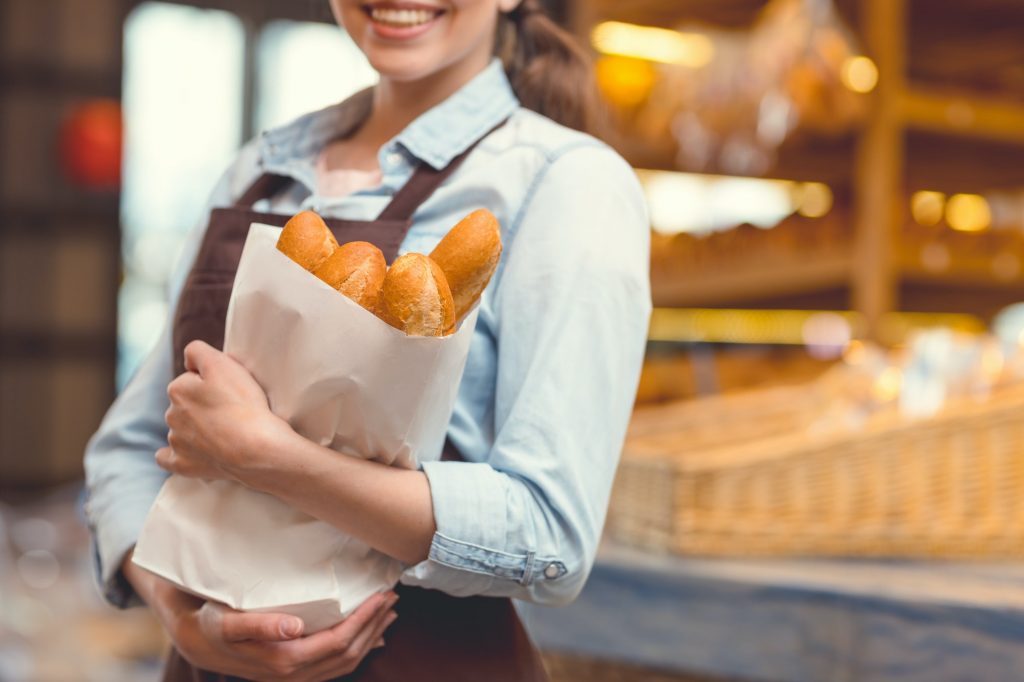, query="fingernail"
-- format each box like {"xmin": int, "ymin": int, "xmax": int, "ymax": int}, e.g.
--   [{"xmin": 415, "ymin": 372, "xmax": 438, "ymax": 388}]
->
[
  {"xmin": 384, "ymin": 612, "xmax": 397, "ymax": 626},
  {"xmin": 373, "ymin": 638, "xmax": 385, "ymax": 649},
  {"xmin": 281, "ymin": 618, "xmax": 303, "ymax": 637}
]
